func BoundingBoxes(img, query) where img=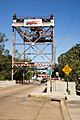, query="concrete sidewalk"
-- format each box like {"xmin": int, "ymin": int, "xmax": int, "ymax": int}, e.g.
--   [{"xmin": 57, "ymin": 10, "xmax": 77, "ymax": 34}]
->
[{"xmin": 0, "ymin": 80, "xmax": 16, "ymax": 87}]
